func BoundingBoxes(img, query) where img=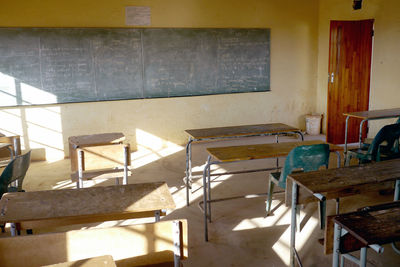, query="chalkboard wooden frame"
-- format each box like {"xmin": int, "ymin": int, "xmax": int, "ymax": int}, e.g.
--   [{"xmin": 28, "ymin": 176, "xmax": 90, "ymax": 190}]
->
[{"xmin": 0, "ymin": 28, "xmax": 270, "ymax": 107}]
